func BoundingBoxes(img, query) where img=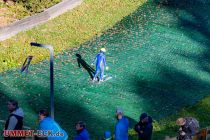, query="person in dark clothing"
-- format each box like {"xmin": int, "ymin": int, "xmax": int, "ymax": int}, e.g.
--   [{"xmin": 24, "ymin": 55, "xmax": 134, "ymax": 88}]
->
[
  {"xmin": 76, "ymin": 54, "xmax": 95, "ymax": 79},
  {"xmin": 4, "ymin": 100, "xmax": 24, "ymax": 140},
  {"xmin": 134, "ymin": 113, "xmax": 153, "ymax": 140},
  {"xmin": 74, "ymin": 121, "xmax": 90, "ymax": 140},
  {"xmin": 176, "ymin": 117, "xmax": 199, "ymax": 140}
]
